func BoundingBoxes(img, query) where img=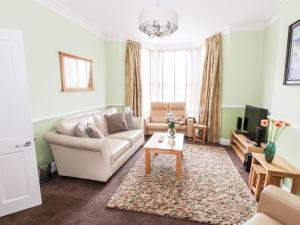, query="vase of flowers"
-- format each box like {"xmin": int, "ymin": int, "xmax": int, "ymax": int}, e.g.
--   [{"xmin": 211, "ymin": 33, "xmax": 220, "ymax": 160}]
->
[
  {"xmin": 167, "ymin": 113, "xmax": 176, "ymax": 139},
  {"xmin": 261, "ymin": 119, "xmax": 290, "ymax": 163}
]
